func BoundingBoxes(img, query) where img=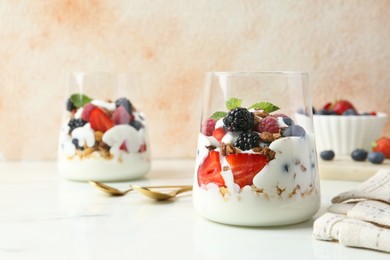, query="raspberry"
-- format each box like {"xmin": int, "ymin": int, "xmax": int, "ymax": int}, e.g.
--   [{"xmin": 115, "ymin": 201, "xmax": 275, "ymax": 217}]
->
[
  {"xmin": 256, "ymin": 116, "xmax": 280, "ymax": 133},
  {"xmin": 223, "ymin": 108, "xmax": 254, "ymax": 132},
  {"xmin": 200, "ymin": 118, "xmax": 216, "ymax": 136},
  {"xmin": 81, "ymin": 103, "xmax": 96, "ymax": 122},
  {"xmin": 234, "ymin": 131, "xmax": 260, "ymax": 151}
]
